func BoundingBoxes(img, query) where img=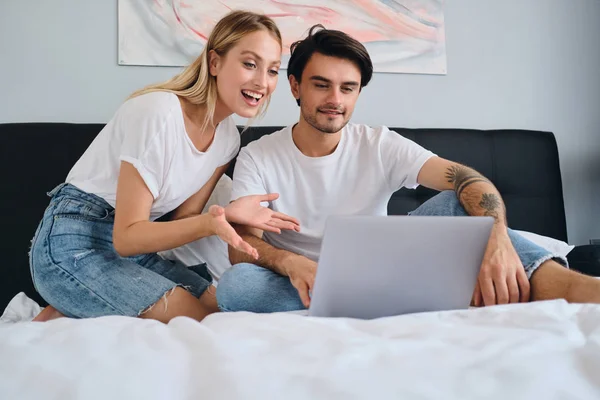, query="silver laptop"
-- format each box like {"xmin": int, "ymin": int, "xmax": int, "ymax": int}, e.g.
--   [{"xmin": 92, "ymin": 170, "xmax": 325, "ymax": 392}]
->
[{"xmin": 308, "ymin": 215, "xmax": 494, "ymax": 319}]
